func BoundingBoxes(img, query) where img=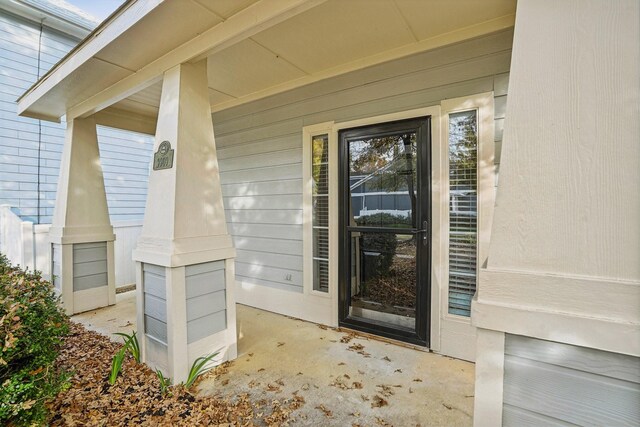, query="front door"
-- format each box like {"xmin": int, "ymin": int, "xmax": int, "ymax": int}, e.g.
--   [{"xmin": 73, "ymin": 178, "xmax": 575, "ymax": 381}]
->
[{"xmin": 339, "ymin": 117, "xmax": 431, "ymax": 346}]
